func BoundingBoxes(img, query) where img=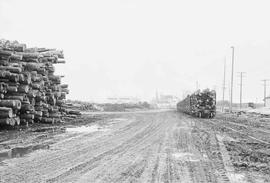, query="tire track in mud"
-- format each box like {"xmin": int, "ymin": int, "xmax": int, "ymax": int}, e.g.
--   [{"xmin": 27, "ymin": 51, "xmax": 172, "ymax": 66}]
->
[
  {"xmin": 150, "ymin": 138, "xmax": 164, "ymax": 183},
  {"xmin": 184, "ymin": 115, "xmax": 231, "ymax": 183},
  {"xmin": 76, "ymin": 112, "xmax": 176, "ymax": 183},
  {"xmin": 1, "ymin": 111, "xmax": 240, "ymax": 183},
  {"xmin": 86, "ymin": 121, "xmax": 170, "ymax": 182},
  {"xmin": 46, "ymin": 113, "xmax": 172, "ymax": 183}
]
